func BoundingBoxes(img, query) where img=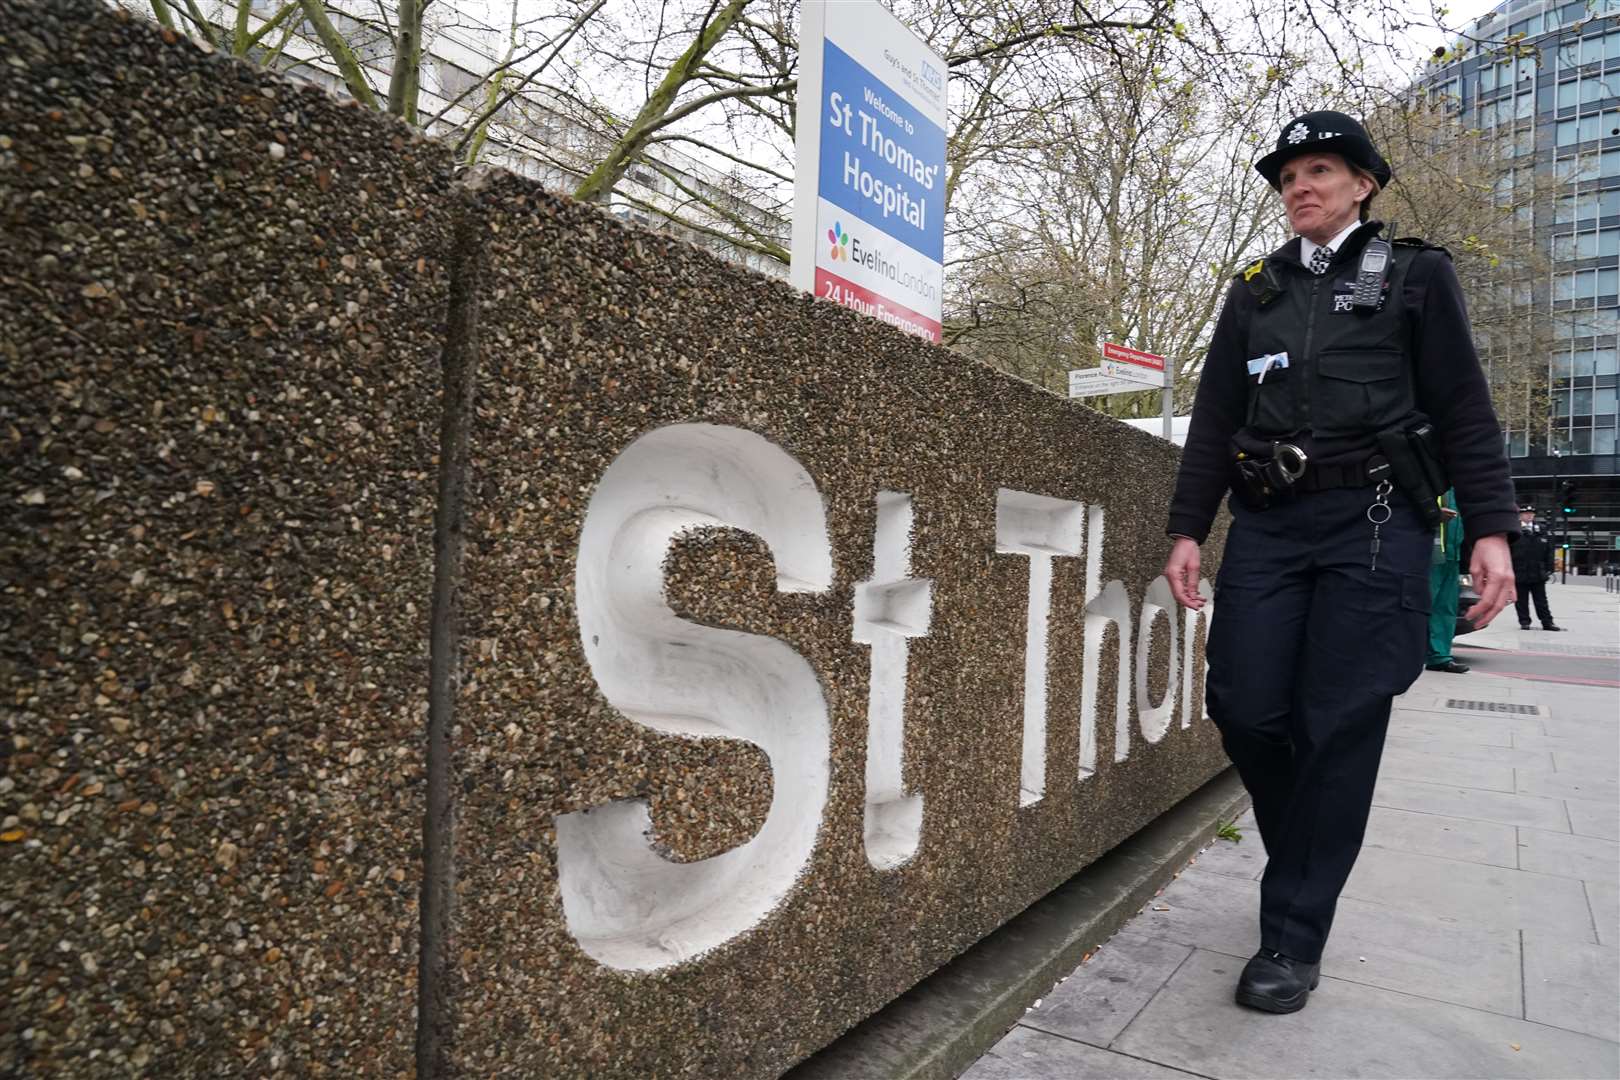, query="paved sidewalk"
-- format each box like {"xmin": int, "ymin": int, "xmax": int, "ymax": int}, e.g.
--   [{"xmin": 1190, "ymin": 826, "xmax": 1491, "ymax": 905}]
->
[{"xmin": 963, "ymin": 581, "xmax": 1619, "ymax": 1080}]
